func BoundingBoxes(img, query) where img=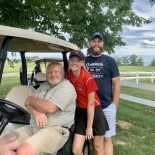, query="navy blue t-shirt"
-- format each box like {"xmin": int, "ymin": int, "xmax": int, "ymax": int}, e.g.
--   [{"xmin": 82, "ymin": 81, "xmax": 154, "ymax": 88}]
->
[{"xmin": 85, "ymin": 54, "xmax": 120, "ymax": 109}]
